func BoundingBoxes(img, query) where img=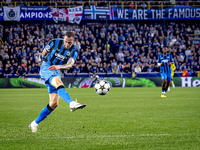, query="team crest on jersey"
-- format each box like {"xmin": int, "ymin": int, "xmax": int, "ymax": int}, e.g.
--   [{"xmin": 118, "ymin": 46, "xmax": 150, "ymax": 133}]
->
[{"xmin": 66, "ymin": 51, "xmax": 71, "ymax": 56}]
